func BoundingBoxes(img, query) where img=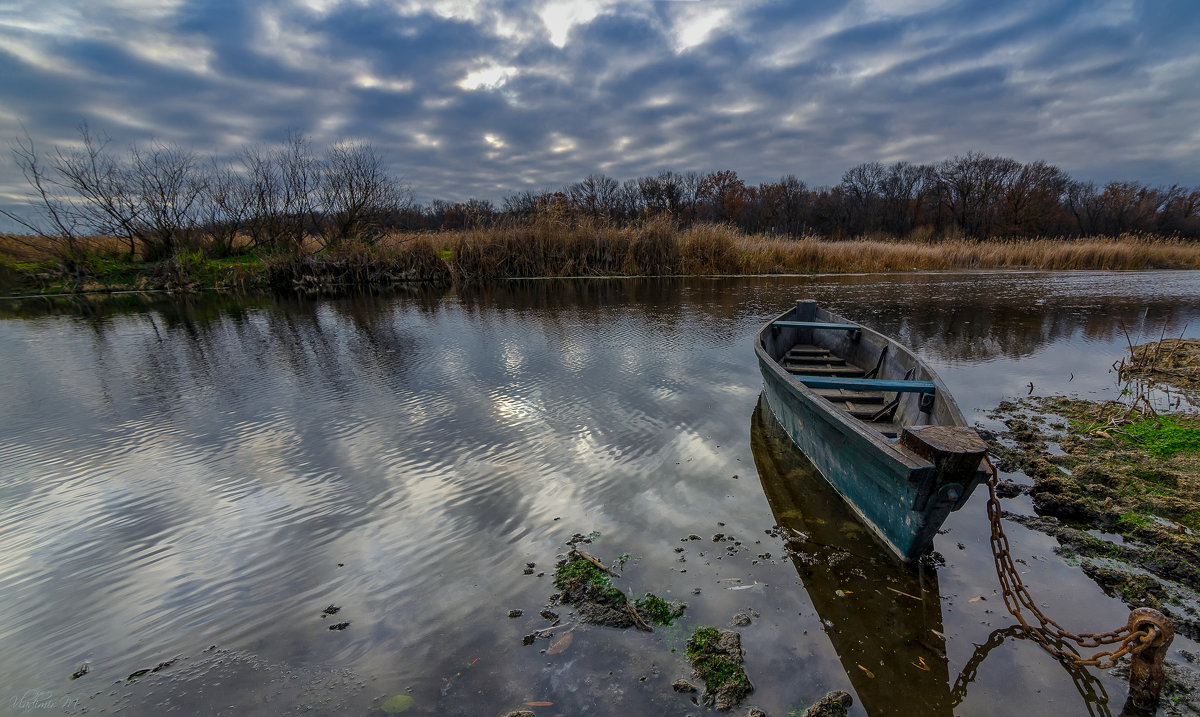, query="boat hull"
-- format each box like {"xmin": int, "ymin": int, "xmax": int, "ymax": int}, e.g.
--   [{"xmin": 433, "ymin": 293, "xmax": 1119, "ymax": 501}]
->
[{"xmin": 755, "ymin": 301, "xmax": 986, "ymax": 561}]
